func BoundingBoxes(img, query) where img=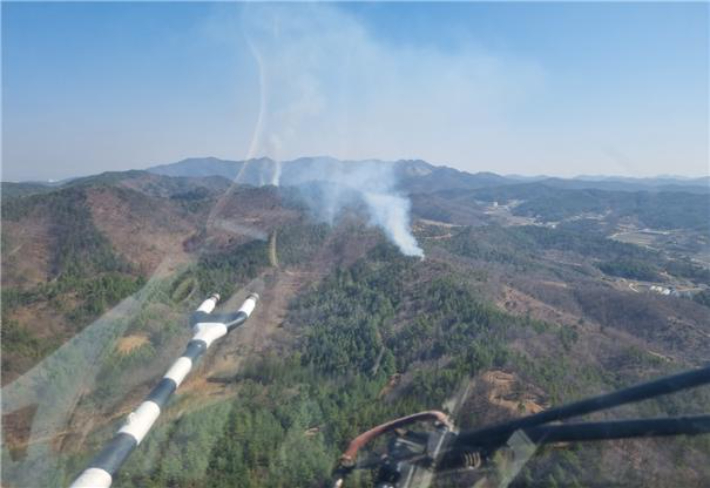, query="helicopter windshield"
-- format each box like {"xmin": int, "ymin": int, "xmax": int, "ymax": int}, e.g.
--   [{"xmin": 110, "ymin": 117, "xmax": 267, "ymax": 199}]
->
[{"xmin": 2, "ymin": 2, "xmax": 709, "ymax": 488}]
